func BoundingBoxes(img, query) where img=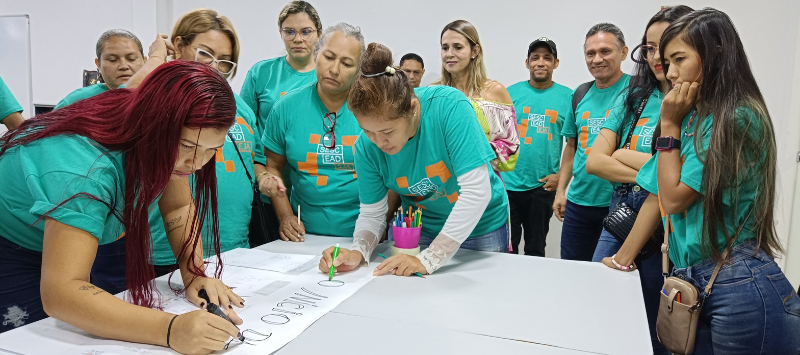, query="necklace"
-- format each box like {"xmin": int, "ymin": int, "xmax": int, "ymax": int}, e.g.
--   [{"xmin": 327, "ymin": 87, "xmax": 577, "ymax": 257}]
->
[{"xmin": 683, "ymin": 111, "xmax": 698, "ymax": 137}]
